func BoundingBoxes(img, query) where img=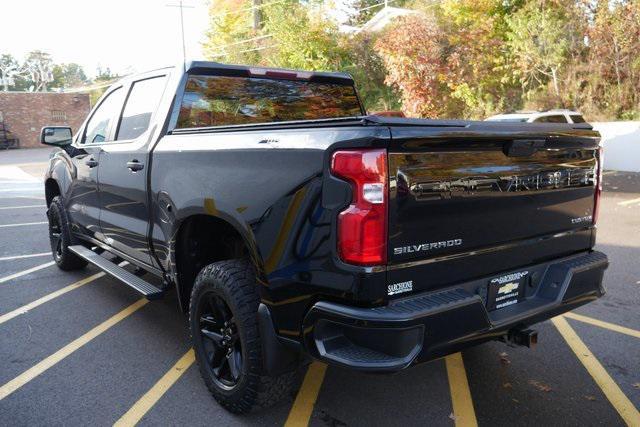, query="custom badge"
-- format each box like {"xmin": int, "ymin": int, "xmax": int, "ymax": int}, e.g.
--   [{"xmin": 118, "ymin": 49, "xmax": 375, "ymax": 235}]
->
[{"xmin": 388, "ymin": 280, "xmax": 413, "ymax": 296}]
